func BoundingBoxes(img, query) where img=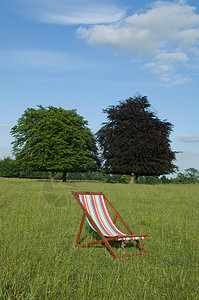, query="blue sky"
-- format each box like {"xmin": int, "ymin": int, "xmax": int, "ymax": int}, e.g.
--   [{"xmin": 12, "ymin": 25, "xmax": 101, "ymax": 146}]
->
[{"xmin": 0, "ymin": 0, "xmax": 199, "ymax": 173}]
